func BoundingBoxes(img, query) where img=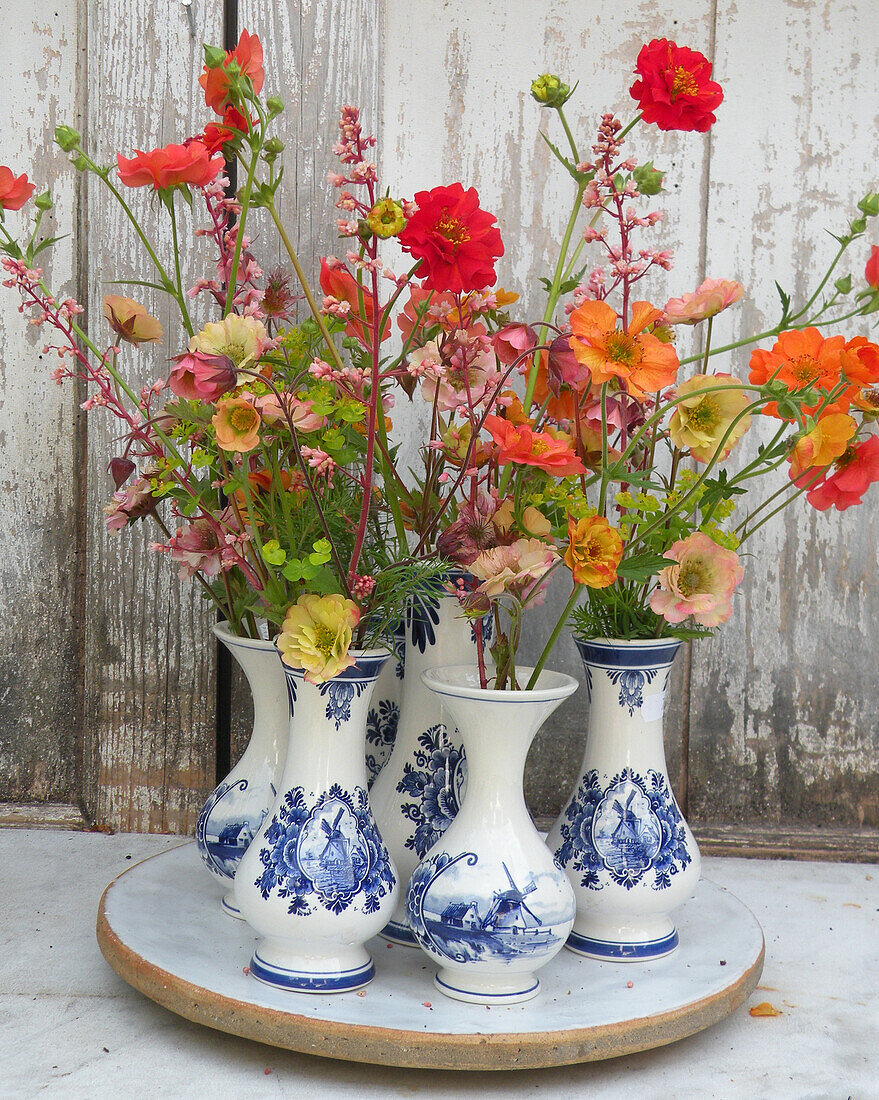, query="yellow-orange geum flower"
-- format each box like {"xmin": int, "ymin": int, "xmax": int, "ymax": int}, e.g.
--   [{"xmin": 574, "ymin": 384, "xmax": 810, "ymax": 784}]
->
[
  {"xmin": 564, "ymin": 514, "xmax": 624, "ymax": 589},
  {"xmin": 212, "ymin": 396, "xmax": 261, "ymax": 452},
  {"xmin": 668, "ymin": 373, "xmax": 751, "ymax": 463},
  {"xmin": 568, "ymin": 300, "xmax": 680, "ymax": 401},
  {"xmin": 788, "ymin": 412, "xmax": 857, "ymax": 480}
]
